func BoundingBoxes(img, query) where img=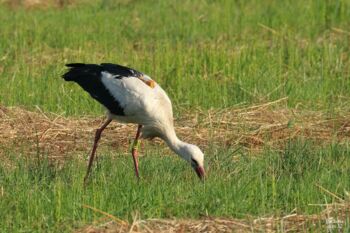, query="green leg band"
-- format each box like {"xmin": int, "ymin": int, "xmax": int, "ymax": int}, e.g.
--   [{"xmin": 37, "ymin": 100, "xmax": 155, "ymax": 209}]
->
[{"xmin": 133, "ymin": 140, "xmax": 140, "ymax": 150}]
